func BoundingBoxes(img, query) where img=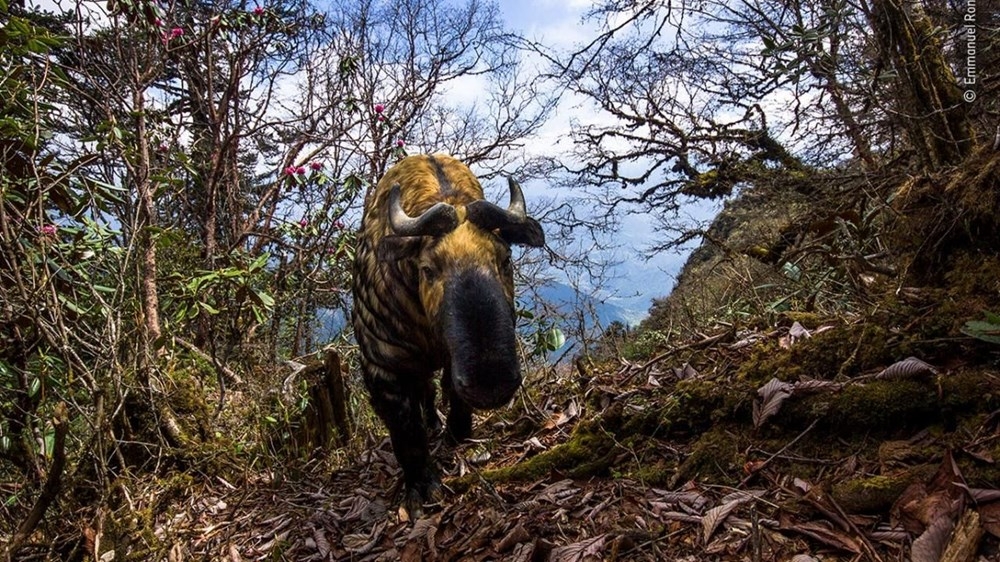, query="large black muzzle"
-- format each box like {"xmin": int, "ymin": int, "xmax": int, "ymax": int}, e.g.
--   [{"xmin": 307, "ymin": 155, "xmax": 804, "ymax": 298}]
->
[{"xmin": 441, "ymin": 269, "xmax": 522, "ymax": 410}]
